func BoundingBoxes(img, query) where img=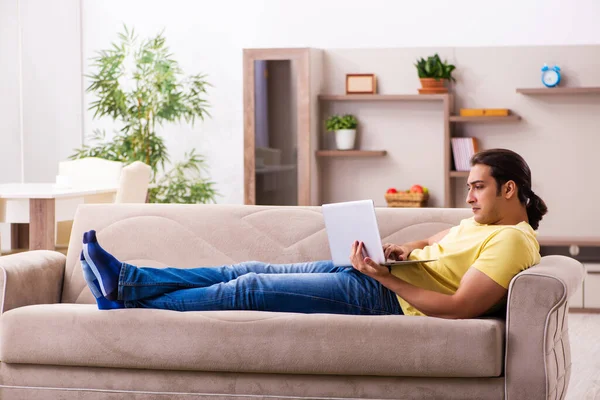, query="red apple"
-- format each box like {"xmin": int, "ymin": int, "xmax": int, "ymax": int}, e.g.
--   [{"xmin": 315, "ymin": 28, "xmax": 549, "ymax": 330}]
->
[
  {"xmin": 410, "ymin": 184, "xmax": 424, "ymax": 193},
  {"xmin": 386, "ymin": 188, "xmax": 398, "ymax": 194}
]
